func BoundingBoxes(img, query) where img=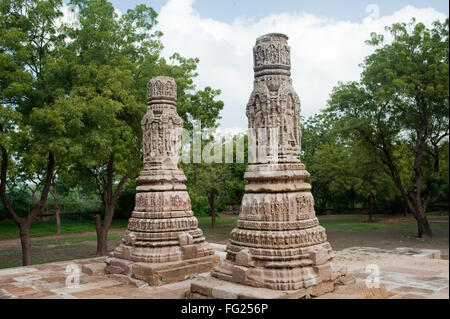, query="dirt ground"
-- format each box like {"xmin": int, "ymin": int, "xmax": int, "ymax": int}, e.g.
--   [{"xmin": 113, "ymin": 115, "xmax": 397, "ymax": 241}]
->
[
  {"xmin": 324, "ymin": 215, "xmax": 449, "ymax": 259},
  {"xmin": 0, "ymin": 213, "xmax": 448, "ymax": 269}
]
